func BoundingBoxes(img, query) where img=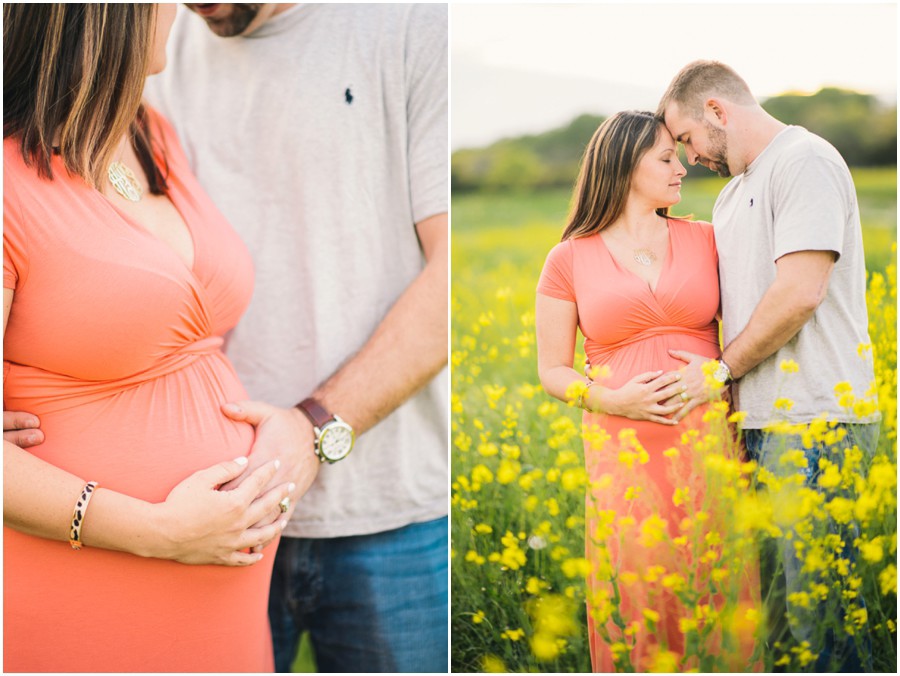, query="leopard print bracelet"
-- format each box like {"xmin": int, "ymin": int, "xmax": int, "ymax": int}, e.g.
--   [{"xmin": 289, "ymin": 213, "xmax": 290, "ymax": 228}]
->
[{"xmin": 69, "ymin": 481, "xmax": 99, "ymax": 550}]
